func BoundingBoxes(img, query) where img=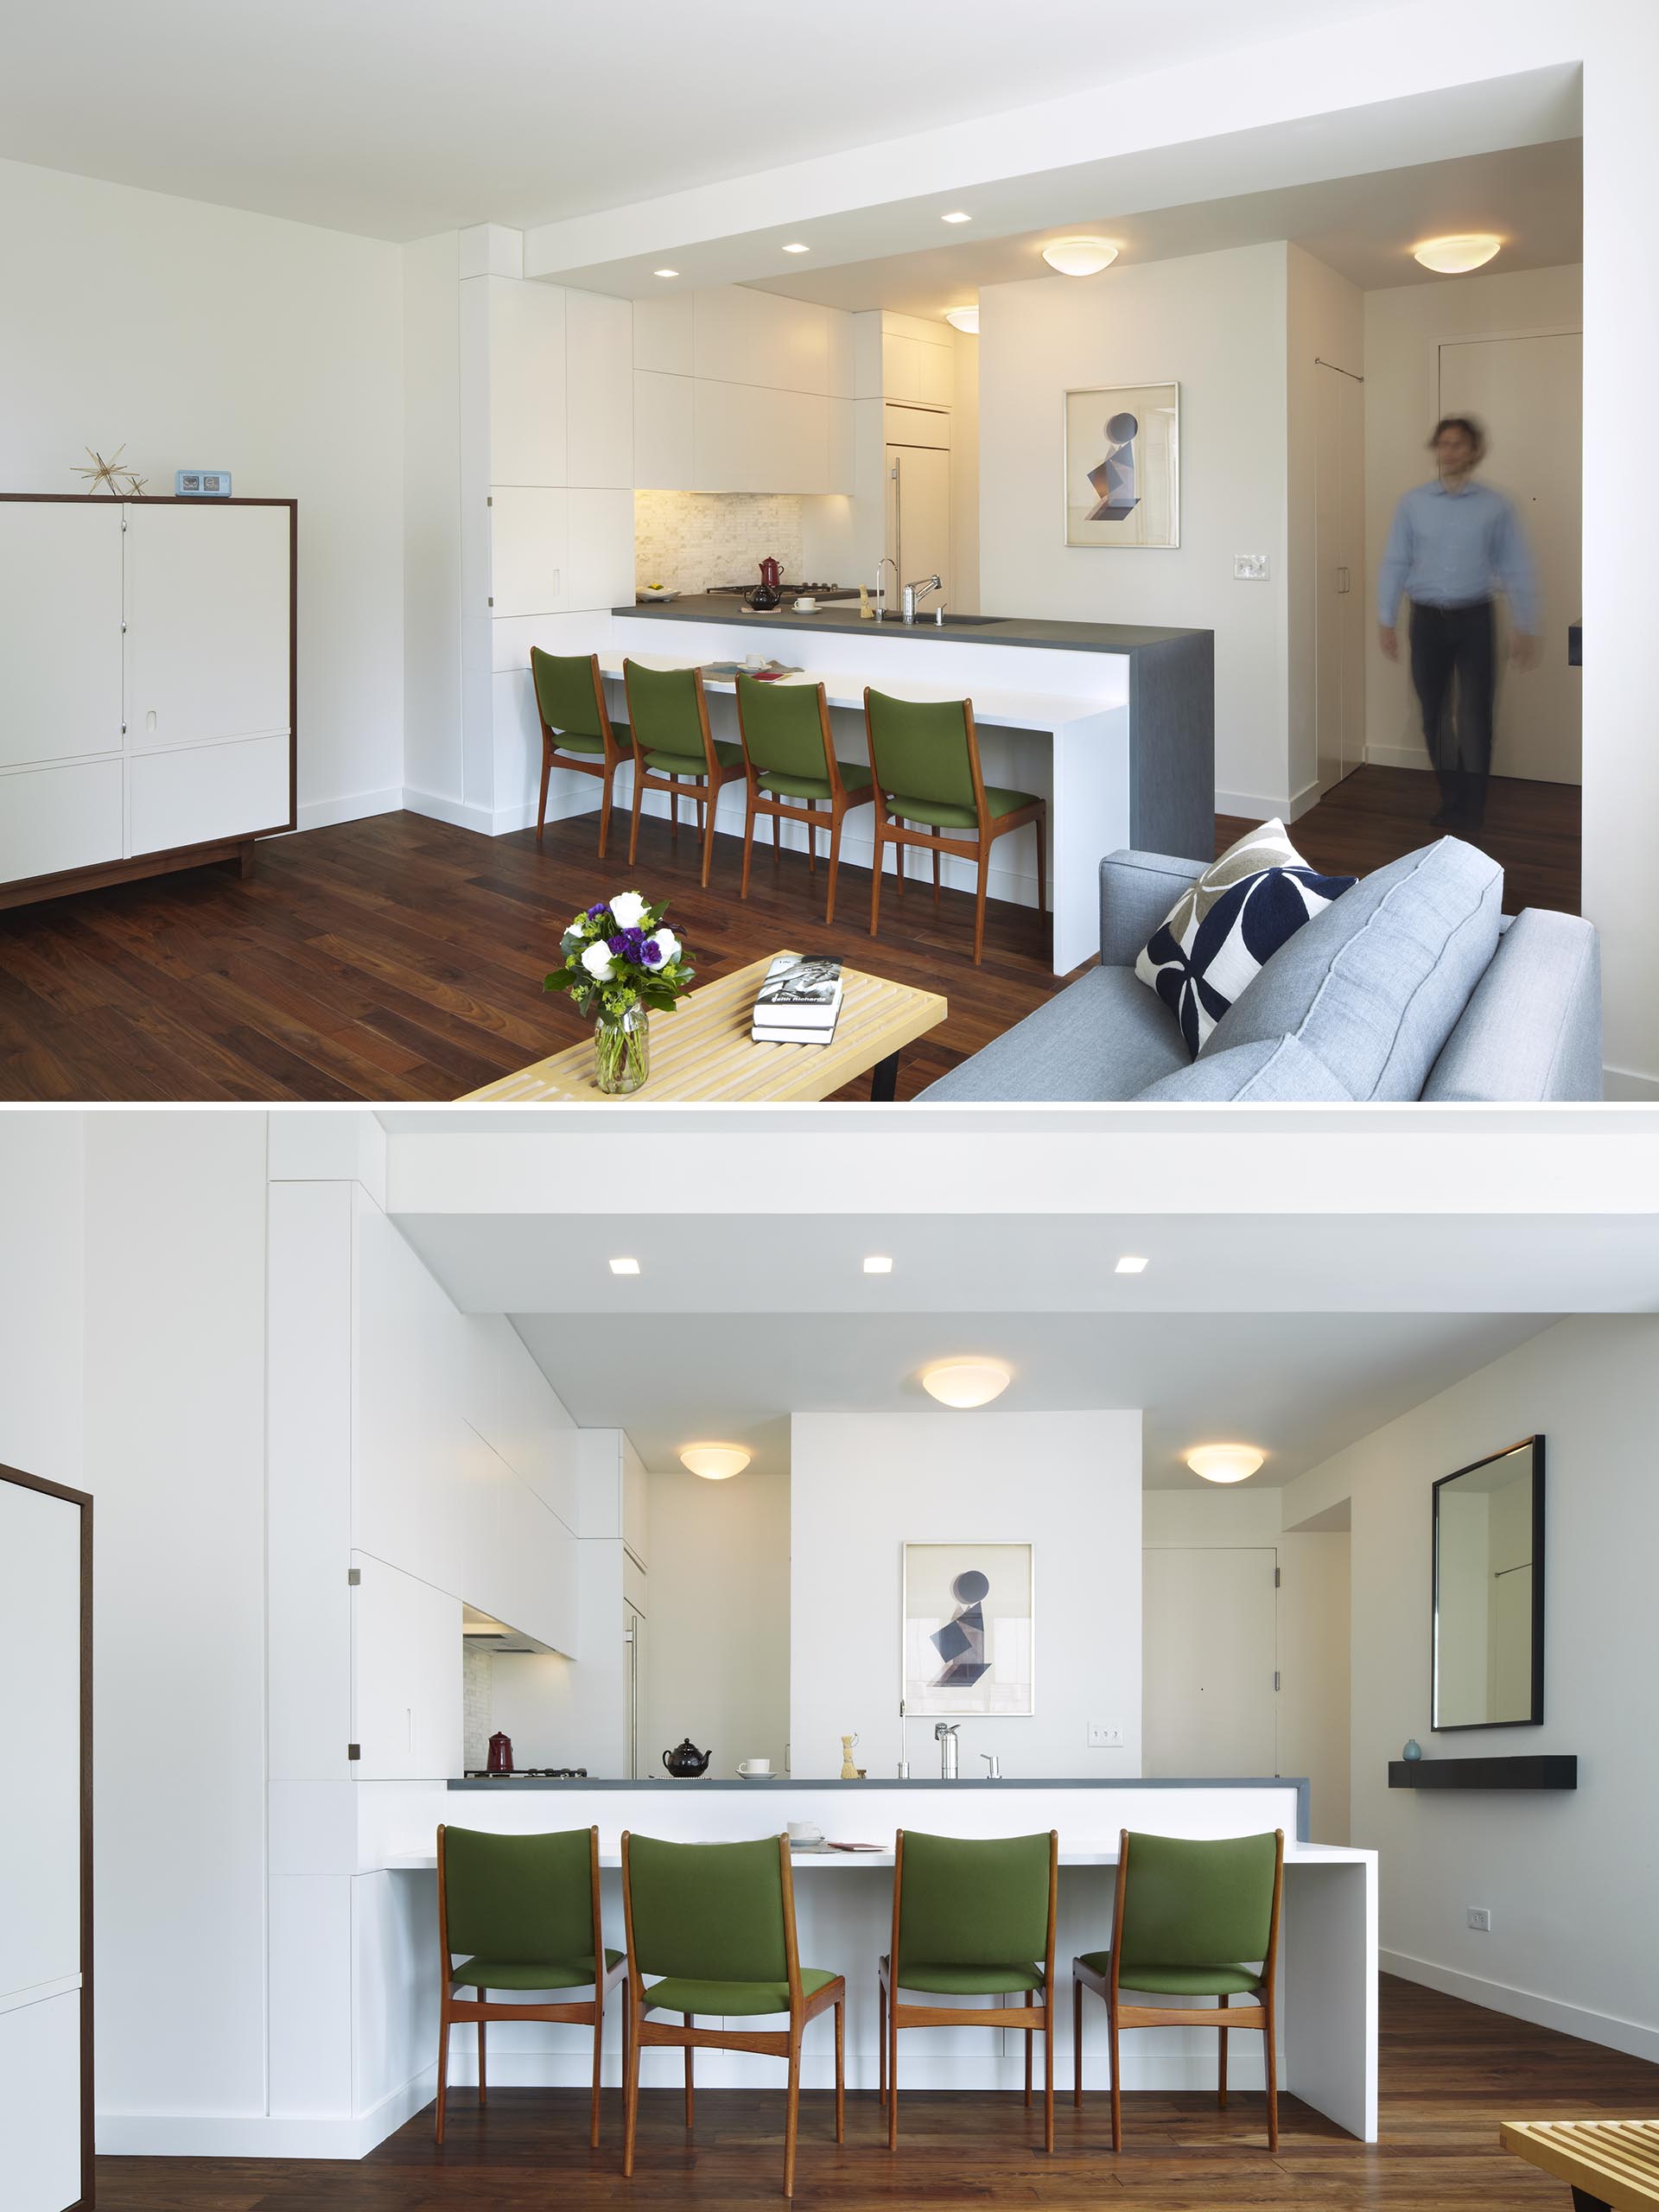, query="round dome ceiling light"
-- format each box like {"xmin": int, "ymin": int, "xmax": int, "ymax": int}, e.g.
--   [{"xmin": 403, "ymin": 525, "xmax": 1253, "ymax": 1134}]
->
[
  {"xmin": 1186, "ymin": 1444, "xmax": 1266, "ymax": 1485},
  {"xmin": 1412, "ymin": 234, "xmax": 1502, "ymax": 275},
  {"xmin": 680, "ymin": 1443, "xmax": 751, "ymax": 1480},
  {"xmin": 944, "ymin": 305, "xmax": 979, "ymax": 334},
  {"xmin": 1041, "ymin": 238, "xmax": 1119, "ymax": 277},
  {"xmin": 920, "ymin": 1358, "xmax": 1012, "ymax": 1408}
]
